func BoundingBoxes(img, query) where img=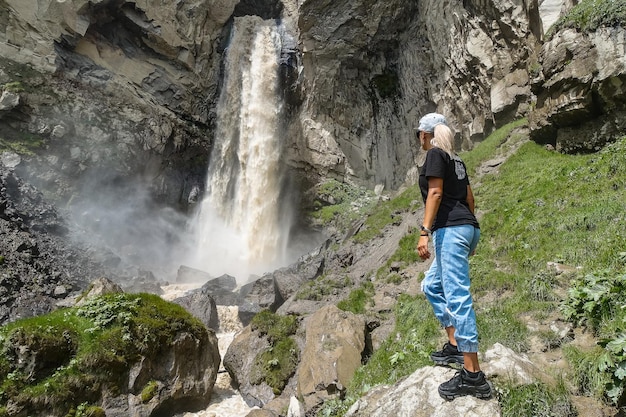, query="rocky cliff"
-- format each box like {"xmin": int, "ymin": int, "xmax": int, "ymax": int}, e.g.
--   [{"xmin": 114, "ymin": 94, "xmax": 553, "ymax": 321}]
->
[
  {"xmin": 0, "ymin": 0, "xmax": 595, "ymax": 197},
  {"xmin": 1, "ymin": 0, "xmax": 625, "ymax": 365}
]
